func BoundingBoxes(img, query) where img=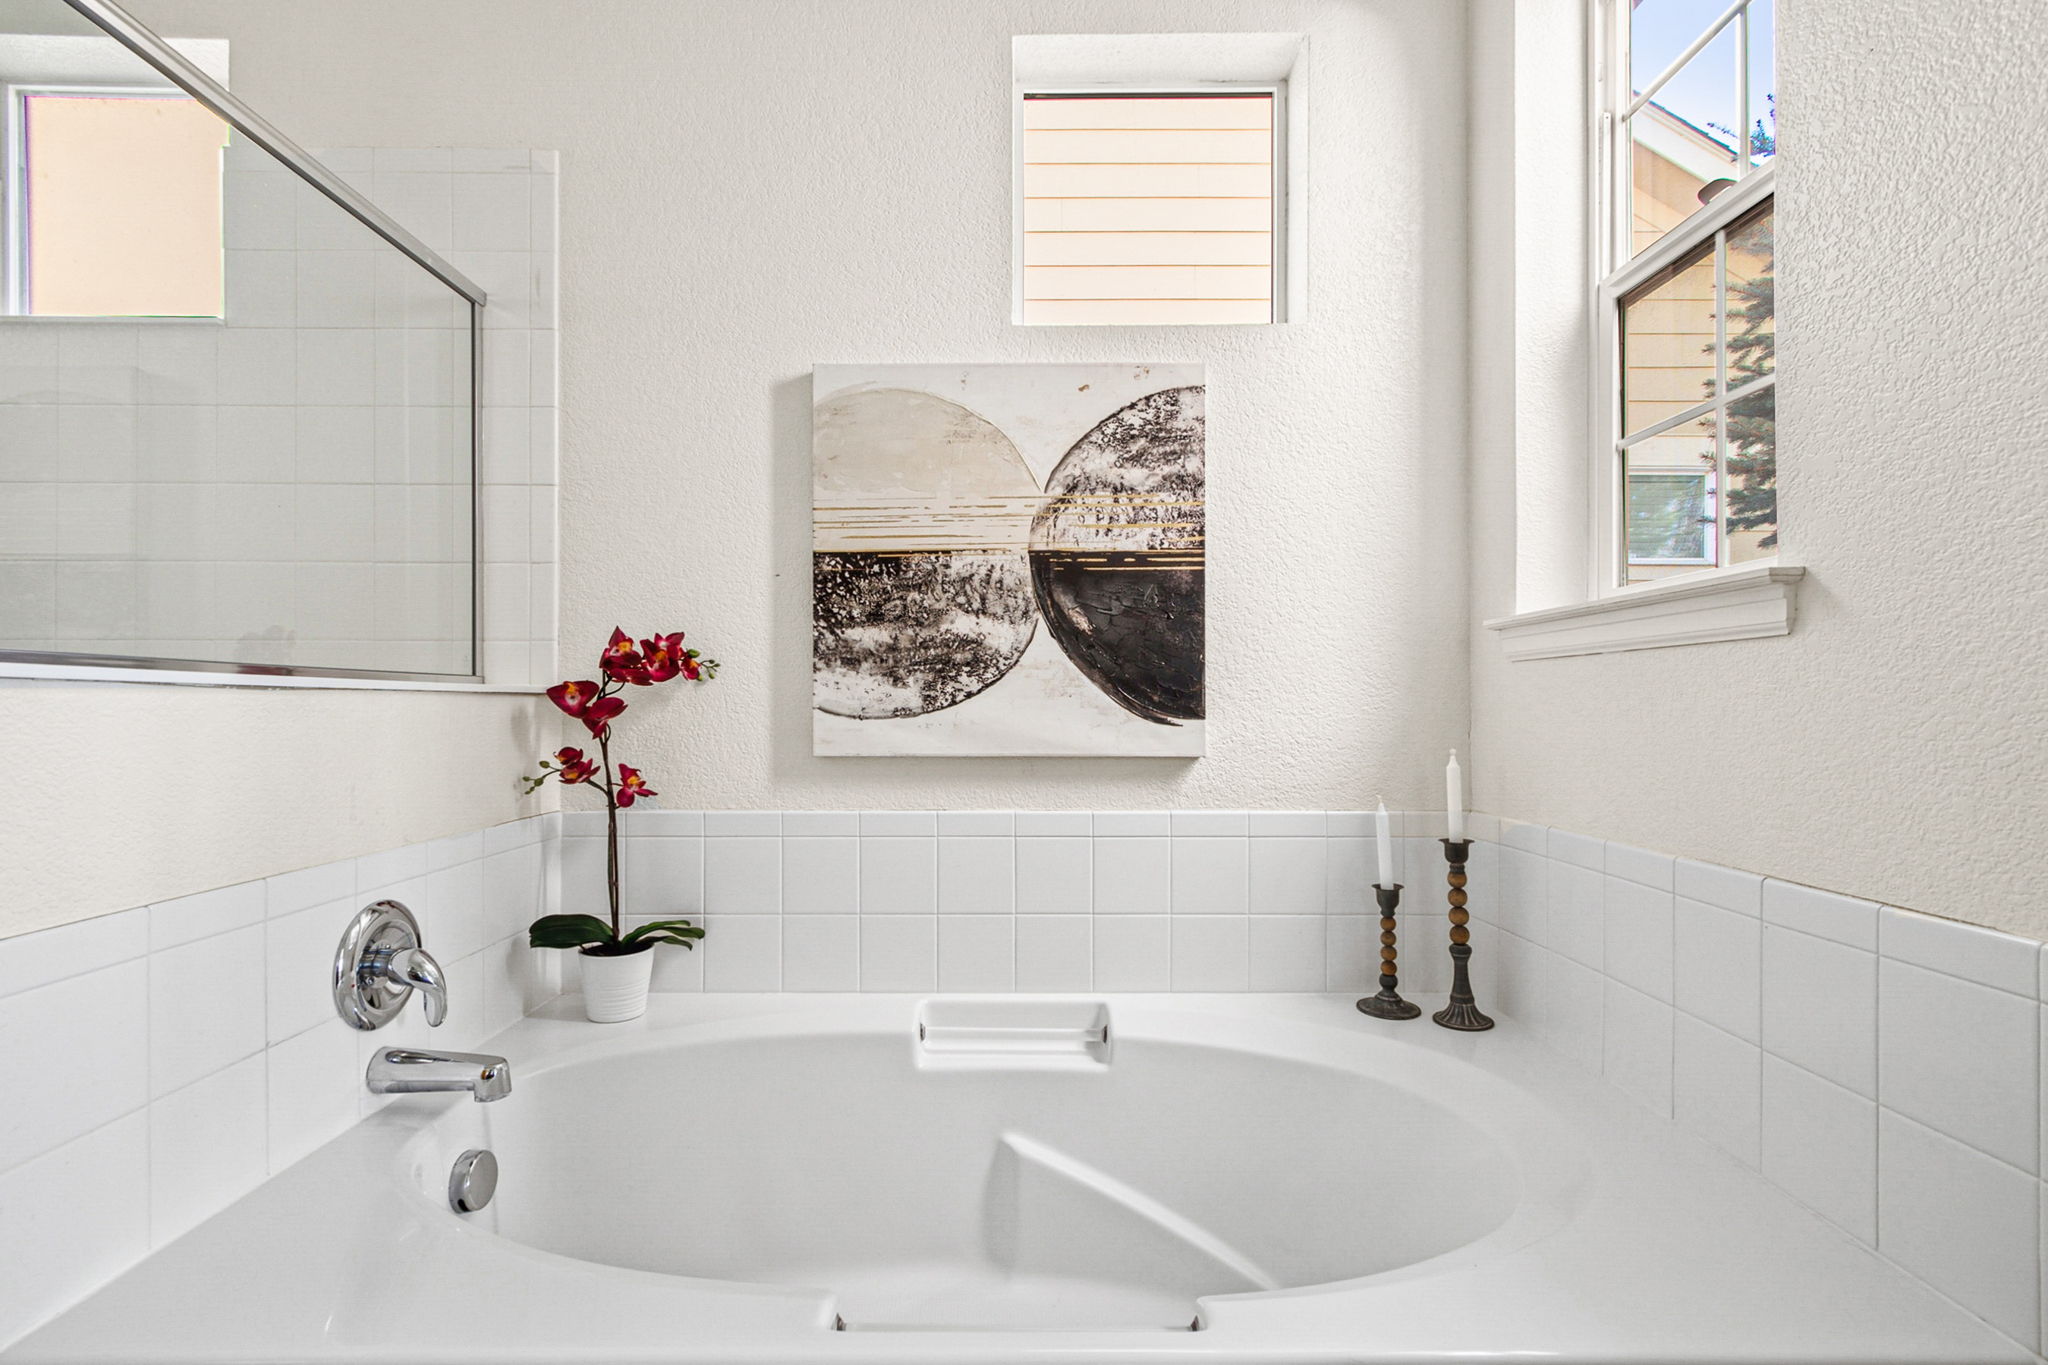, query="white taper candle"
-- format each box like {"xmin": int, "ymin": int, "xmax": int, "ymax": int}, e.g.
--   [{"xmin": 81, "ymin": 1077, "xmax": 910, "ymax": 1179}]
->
[
  {"xmin": 1375, "ymin": 799, "xmax": 1394, "ymax": 887},
  {"xmin": 1446, "ymin": 749, "xmax": 1466, "ymax": 842}
]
